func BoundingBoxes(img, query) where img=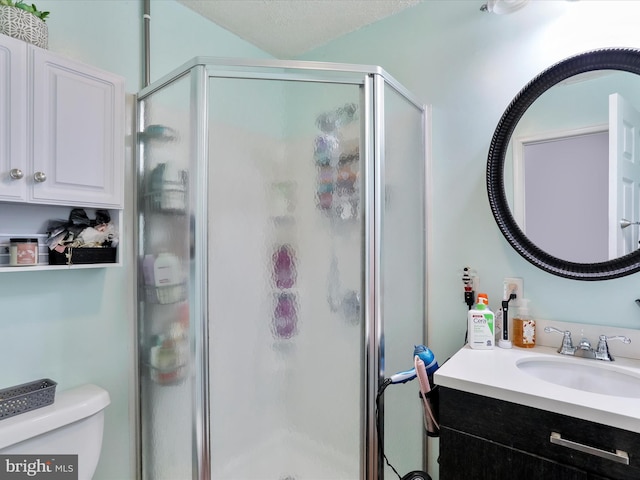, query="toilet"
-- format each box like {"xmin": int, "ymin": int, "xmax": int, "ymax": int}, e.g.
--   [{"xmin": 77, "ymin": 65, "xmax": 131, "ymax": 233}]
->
[{"xmin": 0, "ymin": 384, "xmax": 110, "ymax": 480}]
